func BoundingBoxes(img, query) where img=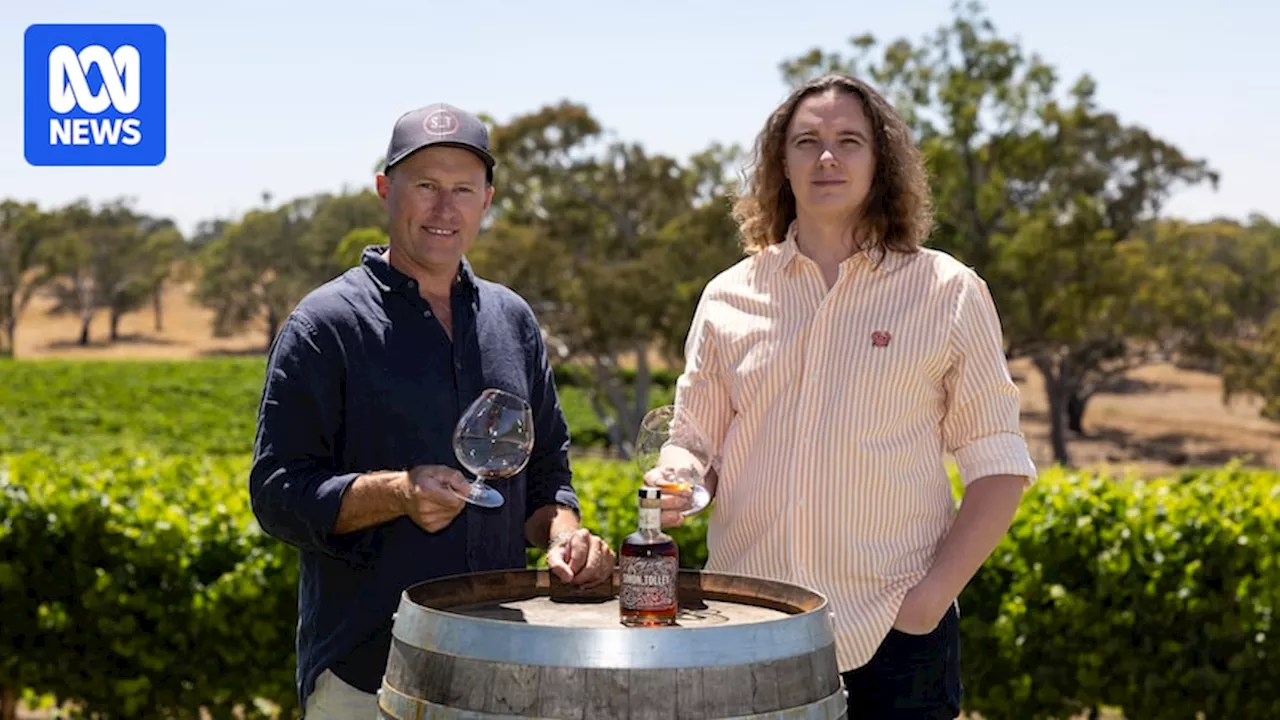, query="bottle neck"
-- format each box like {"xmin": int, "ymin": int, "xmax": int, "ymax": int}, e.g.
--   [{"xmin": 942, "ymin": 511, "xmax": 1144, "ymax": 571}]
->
[{"xmin": 638, "ymin": 504, "xmax": 661, "ymax": 533}]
